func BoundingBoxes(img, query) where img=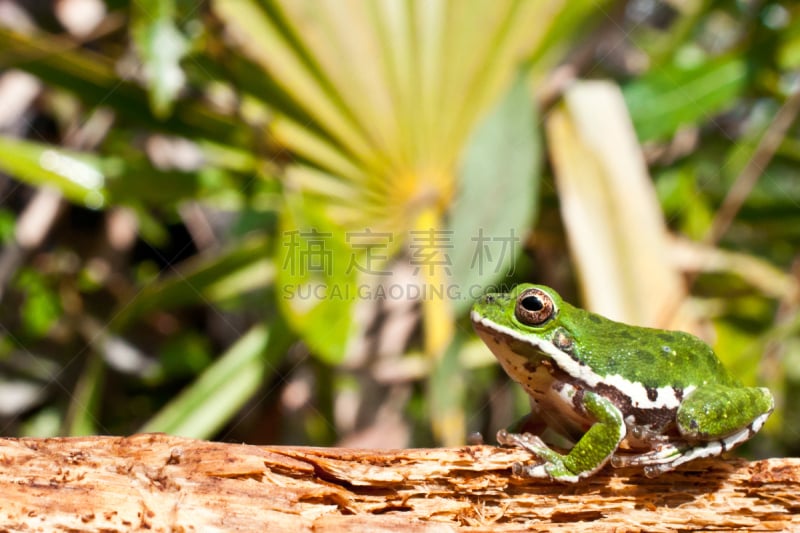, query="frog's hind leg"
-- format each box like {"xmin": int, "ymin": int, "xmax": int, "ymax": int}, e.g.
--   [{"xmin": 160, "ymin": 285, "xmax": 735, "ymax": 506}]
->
[
  {"xmin": 676, "ymin": 384, "xmax": 773, "ymax": 442},
  {"xmin": 611, "ymin": 406, "xmax": 773, "ymax": 477},
  {"xmin": 644, "ymin": 419, "xmax": 767, "ymax": 477}
]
